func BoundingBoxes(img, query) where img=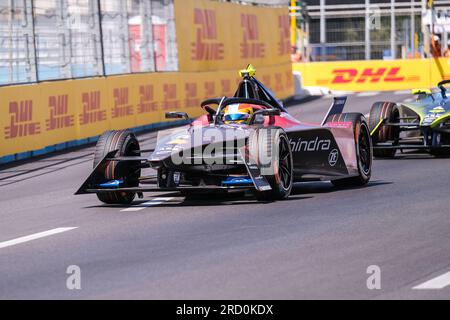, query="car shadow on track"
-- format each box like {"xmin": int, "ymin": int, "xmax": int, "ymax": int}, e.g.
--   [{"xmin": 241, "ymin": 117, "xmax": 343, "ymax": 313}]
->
[
  {"xmin": 84, "ymin": 193, "xmax": 314, "ymax": 209},
  {"xmin": 291, "ymin": 180, "xmax": 392, "ymax": 195},
  {"xmin": 83, "ymin": 180, "xmax": 391, "ymax": 210},
  {"xmin": 376, "ymin": 150, "xmax": 450, "ymax": 160}
]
